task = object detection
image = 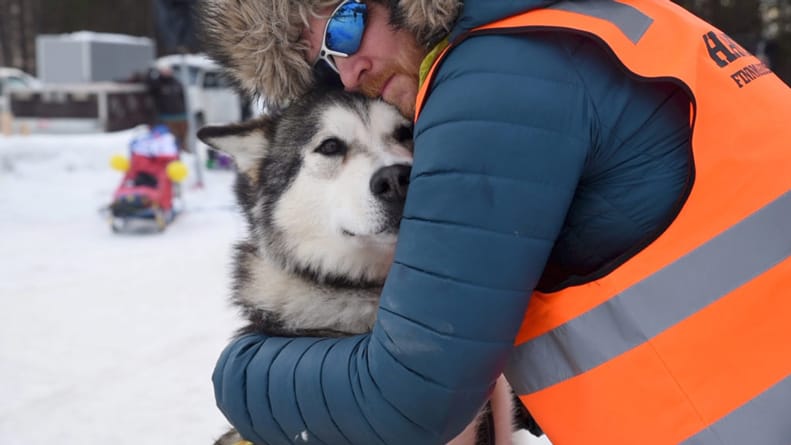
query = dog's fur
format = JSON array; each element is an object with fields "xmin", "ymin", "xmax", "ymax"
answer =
[
  {"xmin": 200, "ymin": 89, "xmax": 412, "ymax": 338},
  {"xmin": 199, "ymin": 89, "xmax": 518, "ymax": 445}
]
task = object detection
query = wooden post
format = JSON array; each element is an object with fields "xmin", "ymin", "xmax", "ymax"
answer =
[{"xmin": 0, "ymin": 111, "xmax": 13, "ymax": 136}]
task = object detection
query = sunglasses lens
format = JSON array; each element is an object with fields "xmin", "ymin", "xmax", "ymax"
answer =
[{"xmin": 325, "ymin": 2, "xmax": 366, "ymax": 55}]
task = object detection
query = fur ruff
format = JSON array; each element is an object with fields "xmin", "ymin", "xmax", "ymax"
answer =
[
  {"xmin": 198, "ymin": 0, "xmax": 462, "ymax": 106},
  {"xmin": 388, "ymin": 0, "xmax": 462, "ymax": 48}
]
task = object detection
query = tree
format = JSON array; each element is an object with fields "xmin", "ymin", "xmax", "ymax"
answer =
[
  {"xmin": 0, "ymin": 0, "xmax": 159, "ymax": 73},
  {"xmin": 760, "ymin": 0, "xmax": 791, "ymax": 83},
  {"xmin": 37, "ymin": 0, "xmax": 155, "ymax": 41},
  {"xmin": 153, "ymin": 0, "xmax": 200, "ymax": 53},
  {"xmin": 0, "ymin": 0, "xmax": 40, "ymax": 72}
]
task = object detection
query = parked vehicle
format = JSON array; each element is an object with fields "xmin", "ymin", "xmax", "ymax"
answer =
[
  {"xmin": 154, "ymin": 54, "xmax": 245, "ymax": 127},
  {"xmin": 0, "ymin": 67, "xmax": 41, "ymax": 115},
  {"xmin": 7, "ymin": 81, "xmax": 154, "ymax": 134}
]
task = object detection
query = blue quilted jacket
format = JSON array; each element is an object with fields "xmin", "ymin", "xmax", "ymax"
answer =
[{"xmin": 213, "ymin": 0, "xmax": 693, "ymax": 443}]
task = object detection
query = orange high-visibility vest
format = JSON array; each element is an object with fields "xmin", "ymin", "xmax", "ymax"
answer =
[{"xmin": 416, "ymin": 1, "xmax": 791, "ymax": 443}]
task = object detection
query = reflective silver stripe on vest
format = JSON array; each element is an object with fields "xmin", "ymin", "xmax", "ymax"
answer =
[
  {"xmin": 680, "ymin": 374, "xmax": 791, "ymax": 445},
  {"xmin": 550, "ymin": 0, "xmax": 654, "ymax": 44},
  {"xmin": 505, "ymin": 189, "xmax": 791, "ymax": 395}
]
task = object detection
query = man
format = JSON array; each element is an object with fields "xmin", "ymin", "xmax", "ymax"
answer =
[
  {"xmin": 145, "ymin": 66, "xmax": 189, "ymax": 151},
  {"xmin": 201, "ymin": 1, "xmax": 791, "ymax": 443}
]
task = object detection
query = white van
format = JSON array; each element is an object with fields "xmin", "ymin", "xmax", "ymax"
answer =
[
  {"xmin": 154, "ymin": 54, "xmax": 245, "ymax": 127},
  {"xmin": 0, "ymin": 67, "xmax": 42, "ymax": 115}
]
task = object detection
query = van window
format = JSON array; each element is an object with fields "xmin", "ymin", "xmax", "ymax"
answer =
[
  {"xmin": 170, "ymin": 66, "xmax": 200, "ymax": 86},
  {"xmin": 5, "ymin": 77, "xmax": 29, "ymax": 90},
  {"xmin": 203, "ymin": 71, "xmax": 232, "ymax": 89}
]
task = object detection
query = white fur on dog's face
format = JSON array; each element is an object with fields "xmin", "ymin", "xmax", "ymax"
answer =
[
  {"xmin": 273, "ymin": 100, "xmax": 413, "ymax": 282},
  {"xmin": 197, "ymin": 92, "xmax": 413, "ymax": 285}
]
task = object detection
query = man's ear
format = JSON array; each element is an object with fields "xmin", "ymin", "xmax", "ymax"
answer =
[{"xmin": 197, "ymin": 118, "xmax": 273, "ymax": 173}]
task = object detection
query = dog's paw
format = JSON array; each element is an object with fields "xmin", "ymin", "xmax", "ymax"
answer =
[{"xmin": 213, "ymin": 427, "xmax": 248, "ymax": 445}]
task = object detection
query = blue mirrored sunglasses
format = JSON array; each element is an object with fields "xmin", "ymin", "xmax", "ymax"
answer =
[{"xmin": 315, "ymin": 0, "xmax": 367, "ymax": 73}]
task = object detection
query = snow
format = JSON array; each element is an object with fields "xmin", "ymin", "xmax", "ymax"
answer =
[
  {"xmin": 155, "ymin": 53, "xmax": 221, "ymax": 71},
  {"xmin": 0, "ymin": 130, "xmax": 549, "ymax": 445},
  {"xmin": 43, "ymin": 31, "xmax": 154, "ymax": 45}
]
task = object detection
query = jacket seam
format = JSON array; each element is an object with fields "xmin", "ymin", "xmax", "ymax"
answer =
[{"xmin": 390, "ymin": 258, "xmax": 541, "ymax": 293}]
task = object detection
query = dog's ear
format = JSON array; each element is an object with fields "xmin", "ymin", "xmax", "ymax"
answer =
[{"xmin": 197, "ymin": 118, "xmax": 274, "ymax": 172}]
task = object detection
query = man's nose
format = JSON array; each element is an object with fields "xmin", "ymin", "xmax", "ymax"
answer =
[{"xmin": 336, "ymin": 55, "xmax": 370, "ymax": 91}]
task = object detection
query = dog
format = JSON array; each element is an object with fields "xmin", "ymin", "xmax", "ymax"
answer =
[{"xmin": 198, "ymin": 88, "xmax": 520, "ymax": 445}]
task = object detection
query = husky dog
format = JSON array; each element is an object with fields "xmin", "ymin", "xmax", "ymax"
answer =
[
  {"xmin": 199, "ymin": 89, "xmax": 412, "ymax": 337},
  {"xmin": 198, "ymin": 89, "xmax": 517, "ymax": 445}
]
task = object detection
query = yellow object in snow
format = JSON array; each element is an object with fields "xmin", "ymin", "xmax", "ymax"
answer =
[
  {"xmin": 109, "ymin": 154, "xmax": 130, "ymax": 172},
  {"xmin": 166, "ymin": 160, "xmax": 188, "ymax": 182}
]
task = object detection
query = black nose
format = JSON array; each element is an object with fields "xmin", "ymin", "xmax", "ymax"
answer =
[{"xmin": 370, "ymin": 164, "xmax": 411, "ymax": 202}]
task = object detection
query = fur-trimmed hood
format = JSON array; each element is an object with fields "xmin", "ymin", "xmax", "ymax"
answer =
[
  {"xmin": 198, "ymin": 0, "xmax": 551, "ymax": 106},
  {"xmin": 198, "ymin": 0, "xmax": 462, "ymax": 106},
  {"xmin": 387, "ymin": 0, "xmax": 463, "ymax": 47}
]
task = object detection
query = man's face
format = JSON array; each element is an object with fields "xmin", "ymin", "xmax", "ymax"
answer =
[{"xmin": 304, "ymin": 1, "xmax": 427, "ymax": 118}]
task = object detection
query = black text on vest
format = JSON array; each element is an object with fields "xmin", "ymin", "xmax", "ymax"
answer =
[{"xmin": 703, "ymin": 31, "xmax": 747, "ymax": 68}]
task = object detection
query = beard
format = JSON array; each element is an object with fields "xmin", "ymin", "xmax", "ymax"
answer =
[{"xmin": 359, "ymin": 37, "xmax": 425, "ymax": 119}]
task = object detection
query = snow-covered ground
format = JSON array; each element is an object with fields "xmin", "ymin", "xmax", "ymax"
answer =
[{"xmin": 0, "ymin": 129, "xmax": 549, "ymax": 445}]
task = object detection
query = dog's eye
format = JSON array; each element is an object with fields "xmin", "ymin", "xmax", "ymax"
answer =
[
  {"xmin": 394, "ymin": 124, "xmax": 413, "ymax": 144},
  {"xmin": 314, "ymin": 138, "xmax": 346, "ymax": 156}
]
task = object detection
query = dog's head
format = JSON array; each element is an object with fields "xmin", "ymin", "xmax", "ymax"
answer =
[{"xmin": 198, "ymin": 90, "xmax": 413, "ymax": 284}]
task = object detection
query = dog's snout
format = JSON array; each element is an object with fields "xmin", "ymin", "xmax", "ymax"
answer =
[{"xmin": 370, "ymin": 164, "xmax": 411, "ymax": 202}]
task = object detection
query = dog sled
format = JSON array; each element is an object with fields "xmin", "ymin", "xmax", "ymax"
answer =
[{"xmin": 108, "ymin": 125, "xmax": 188, "ymax": 233}]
